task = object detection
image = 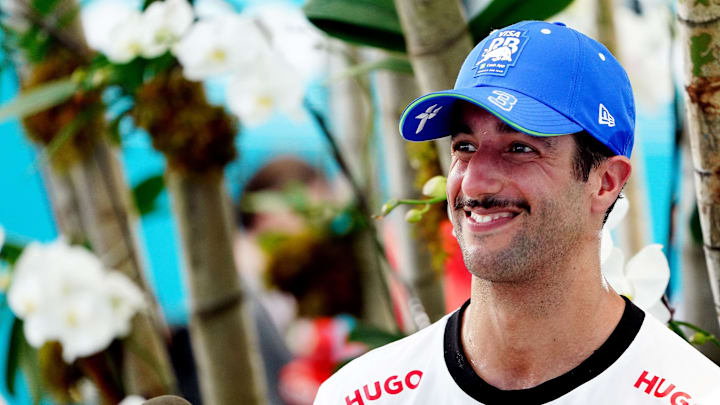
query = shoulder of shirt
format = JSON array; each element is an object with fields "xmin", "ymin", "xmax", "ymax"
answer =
[
  {"xmin": 638, "ymin": 309, "xmax": 720, "ymax": 373},
  {"xmin": 314, "ymin": 312, "xmax": 453, "ymax": 402}
]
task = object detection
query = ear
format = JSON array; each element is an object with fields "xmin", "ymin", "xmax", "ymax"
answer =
[{"xmin": 590, "ymin": 155, "xmax": 632, "ymax": 216}]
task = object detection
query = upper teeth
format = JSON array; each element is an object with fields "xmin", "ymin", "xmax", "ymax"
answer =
[{"xmin": 469, "ymin": 212, "xmax": 513, "ymax": 223}]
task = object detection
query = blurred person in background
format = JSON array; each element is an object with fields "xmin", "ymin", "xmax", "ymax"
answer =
[{"xmin": 235, "ymin": 157, "xmax": 367, "ymax": 405}]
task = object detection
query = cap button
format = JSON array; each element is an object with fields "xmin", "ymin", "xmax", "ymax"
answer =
[{"xmin": 552, "ymin": 22, "xmax": 567, "ymax": 26}]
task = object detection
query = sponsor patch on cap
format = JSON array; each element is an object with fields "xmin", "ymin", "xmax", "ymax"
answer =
[{"xmin": 473, "ymin": 29, "xmax": 529, "ymax": 77}]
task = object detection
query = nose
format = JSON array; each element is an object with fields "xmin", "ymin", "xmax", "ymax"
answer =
[{"xmin": 460, "ymin": 149, "xmax": 504, "ymax": 198}]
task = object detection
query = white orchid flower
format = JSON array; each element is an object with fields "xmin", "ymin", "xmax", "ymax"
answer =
[
  {"xmin": 602, "ymin": 244, "xmax": 671, "ymax": 322},
  {"xmin": 226, "ymin": 54, "xmax": 304, "ymax": 126},
  {"xmin": 244, "ymin": 3, "xmax": 328, "ymax": 80},
  {"xmin": 81, "ymin": 0, "xmax": 141, "ymax": 60},
  {"xmin": 600, "ymin": 197, "xmax": 671, "ymax": 322},
  {"xmin": 53, "ymin": 292, "xmax": 116, "ymax": 362},
  {"xmin": 103, "ymin": 10, "xmax": 146, "ymax": 64},
  {"xmin": 8, "ymin": 239, "xmax": 146, "ymax": 363},
  {"xmin": 140, "ymin": 0, "xmax": 194, "ymax": 58},
  {"xmin": 173, "ymin": 14, "xmax": 268, "ymax": 81},
  {"xmin": 104, "ymin": 271, "xmax": 146, "ymax": 337}
]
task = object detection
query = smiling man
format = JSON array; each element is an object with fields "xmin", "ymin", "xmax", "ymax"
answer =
[{"xmin": 313, "ymin": 21, "xmax": 720, "ymax": 404}]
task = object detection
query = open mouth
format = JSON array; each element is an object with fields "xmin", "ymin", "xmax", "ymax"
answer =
[{"xmin": 463, "ymin": 210, "xmax": 522, "ymax": 228}]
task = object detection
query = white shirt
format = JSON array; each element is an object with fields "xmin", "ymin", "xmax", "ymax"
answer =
[{"xmin": 314, "ymin": 298, "xmax": 720, "ymax": 404}]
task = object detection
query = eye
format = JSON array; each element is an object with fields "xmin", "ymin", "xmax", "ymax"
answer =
[
  {"xmin": 507, "ymin": 142, "xmax": 536, "ymax": 154},
  {"xmin": 452, "ymin": 141, "xmax": 477, "ymax": 154}
]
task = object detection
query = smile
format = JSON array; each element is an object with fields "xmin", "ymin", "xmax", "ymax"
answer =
[
  {"xmin": 462, "ymin": 209, "xmax": 522, "ymax": 231},
  {"xmin": 467, "ymin": 211, "xmax": 514, "ymax": 223}
]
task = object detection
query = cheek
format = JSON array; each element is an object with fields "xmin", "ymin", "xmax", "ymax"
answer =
[{"xmin": 446, "ymin": 160, "xmax": 466, "ymax": 202}]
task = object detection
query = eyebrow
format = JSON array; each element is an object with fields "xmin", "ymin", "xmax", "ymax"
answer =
[{"xmin": 450, "ymin": 118, "xmax": 559, "ymax": 150}]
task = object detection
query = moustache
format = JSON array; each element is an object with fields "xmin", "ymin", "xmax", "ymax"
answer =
[{"xmin": 453, "ymin": 195, "xmax": 531, "ymax": 214}]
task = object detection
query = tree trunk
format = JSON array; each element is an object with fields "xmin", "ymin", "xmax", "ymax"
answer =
[
  {"xmin": 166, "ymin": 169, "xmax": 267, "ymax": 405},
  {"xmin": 374, "ymin": 61, "xmax": 442, "ymax": 326},
  {"xmin": 679, "ymin": 137, "xmax": 720, "ymax": 362},
  {"xmin": 678, "ymin": 0, "xmax": 720, "ymax": 329},
  {"xmin": 596, "ymin": 0, "xmax": 648, "ymax": 256},
  {"xmin": 393, "ymin": 0, "xmax": 474, "ymax": 171}
]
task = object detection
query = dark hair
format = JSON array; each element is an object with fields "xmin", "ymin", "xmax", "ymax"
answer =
[{"xmin": 571, "ymin": 131, "xmax": 621, "ymax": 224}]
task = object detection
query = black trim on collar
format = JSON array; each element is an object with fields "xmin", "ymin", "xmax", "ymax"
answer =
[{"xmin": 443, "ymin": 296, "xmax": 644, "ymax": 404}]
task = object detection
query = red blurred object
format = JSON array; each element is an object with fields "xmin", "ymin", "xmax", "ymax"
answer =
[
  {"xmin": 279, "ymin": 317, "xmax": 366, "ymax": 405},
  {"xmin": 441, "ymin": 220, "xmax": 471, "ymax": 312}
]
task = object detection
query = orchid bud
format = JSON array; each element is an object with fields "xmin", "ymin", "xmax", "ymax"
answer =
[
  {"xmin": 405, "ymin": 208, "xmax": 423, "ymax": 223},
  {"xmin": 380, "ymin": 199, "xmax": 399, "ymax": 216},
  {"xmin": 690, "ymin": 332, "xmax": 708, "ymax": 345},
  {"xmin": 422, "ymin": 176, "xmax": 447, "ymax": 199}
]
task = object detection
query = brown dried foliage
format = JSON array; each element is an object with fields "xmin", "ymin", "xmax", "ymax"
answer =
[
  {"xmin": 22, "ymin": 50, "xmax": 103, "ymax": 169},
  {"xmin": 686, "ymin": 76, "xmax": 720, "ymax": 115},
  {"xmin": 133, "ymin": 68, "xmax": 237, "ymax": 173}
]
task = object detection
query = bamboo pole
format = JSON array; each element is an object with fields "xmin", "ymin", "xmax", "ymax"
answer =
[
  {"xmin": 393, "ymin": 0, "xmax": 474, "ymax": 171},
  {"xmin": 677, "ymin": 0, "xmax": 720, "ymax": 329},
  {"xmin": 166, "ymin": 170, "xmax": 267, "ymax": 405},
  {"xmin": 374, "ymin": 62, "xmax": 442, "ymax": 325},
  {"xmin": 68, "ymin": 137, "xmax": 177, "ymax": 396},
  {"xmin": 328, "ymin": 41, "xmax": 397, "ymax": 330},
  {"xmin": 132, "ymin": 68, "xmax": 268, "ymax": 405}
]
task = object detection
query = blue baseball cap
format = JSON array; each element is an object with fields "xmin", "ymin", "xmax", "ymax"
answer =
[{"xmin": 399, "ymin": 21, "xmax": 635, "ymax": 157}]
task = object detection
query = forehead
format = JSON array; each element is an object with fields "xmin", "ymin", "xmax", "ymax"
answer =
[{"xmin": 450, "ymin": 102, "xmax": 564, "ymax": 150}]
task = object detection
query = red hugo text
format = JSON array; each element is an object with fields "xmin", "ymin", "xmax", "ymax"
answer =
[
  {"xmin": 345, "ymin": 370, "xmax": 423, "ymax": 404},
  {"xmin": 634, "ymin": 370, "xmax": 694, "ymax": 405}
]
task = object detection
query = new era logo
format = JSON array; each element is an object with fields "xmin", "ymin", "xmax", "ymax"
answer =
[{"xmin": 598, "ymin": 104, "xmax": 615, "ymax": 127}]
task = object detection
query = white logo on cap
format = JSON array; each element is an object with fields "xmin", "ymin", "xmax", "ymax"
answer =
[
  {"xmin": 598, "ymin": 104, "xmax": 615, "ymax": 127},
  {"xmin": 488, "ymin": 90, "xmax": 517, "ymax": 112},
  {"xmin": 415, "ymin": 104, "xmax": 442, "ymax": 134}
]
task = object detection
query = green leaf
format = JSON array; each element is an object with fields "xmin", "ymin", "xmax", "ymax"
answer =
[
  {"xmin": 304, "ymin": 0, "xmax": 574, "ymax": 52},
  {"xmin": 330, "ymin": 56, "xmax": 413, "ymax": 82},
  {"xmin": 20, "ymin": 338, "xmax": 43, "ymax": 405},
  {"xmin": 0, "ymin": 241, "xmax": 24, "ymax": 266},
  {"xmin": 468, "ymin": 0, "xmax": 575, "ymax": 42},
  {"xmin": 31, "ymin": 0, "xmax": 61, "ymax": 15},
  {"xmin": 133, "ymin": 174, "xmax": 166, "ymax": 216},
  {"xmin": 0, "ymin": 78, "xmax": 77, "ymax": 123},
  {"xmin": 348, "ymin": 323, "xmax": 405, "ymax": 349},
  {"xmin": 690, "ymin": 33, "xmax": 714, "ymax": 77},
  {"xmin": 5, "ymin": 318, "xmax": 23, "ymax": 396},
  {"xmin": 303, "ymin": 0, "xmax": 406, "ymax": 52},
  {"xmin": 667, "ymin": 320, "xmax": 690, "ymax": 342}
]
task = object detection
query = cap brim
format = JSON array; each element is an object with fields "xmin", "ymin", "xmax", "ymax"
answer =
[{"xmin": 399, "ymin": 87, "xmax": 583, "ymax": 141}]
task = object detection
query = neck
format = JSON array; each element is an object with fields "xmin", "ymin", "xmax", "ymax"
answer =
[{"xmin": 461, "ymin": 243, "xmax": 624, "ymax": 390}]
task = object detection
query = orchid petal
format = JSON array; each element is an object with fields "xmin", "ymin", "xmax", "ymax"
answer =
[
  {"xmin": 602, "ymin": 247, "xmax": 631, "ymax": 296},
  {"xmin": 624, "ymin": 244, "xmax": 670, "ymax": 310}
]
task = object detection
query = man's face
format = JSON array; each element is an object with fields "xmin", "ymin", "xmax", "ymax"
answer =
[{"xmin": 447, "ymin": 103, "xmax": 592, "ymax": 282}]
